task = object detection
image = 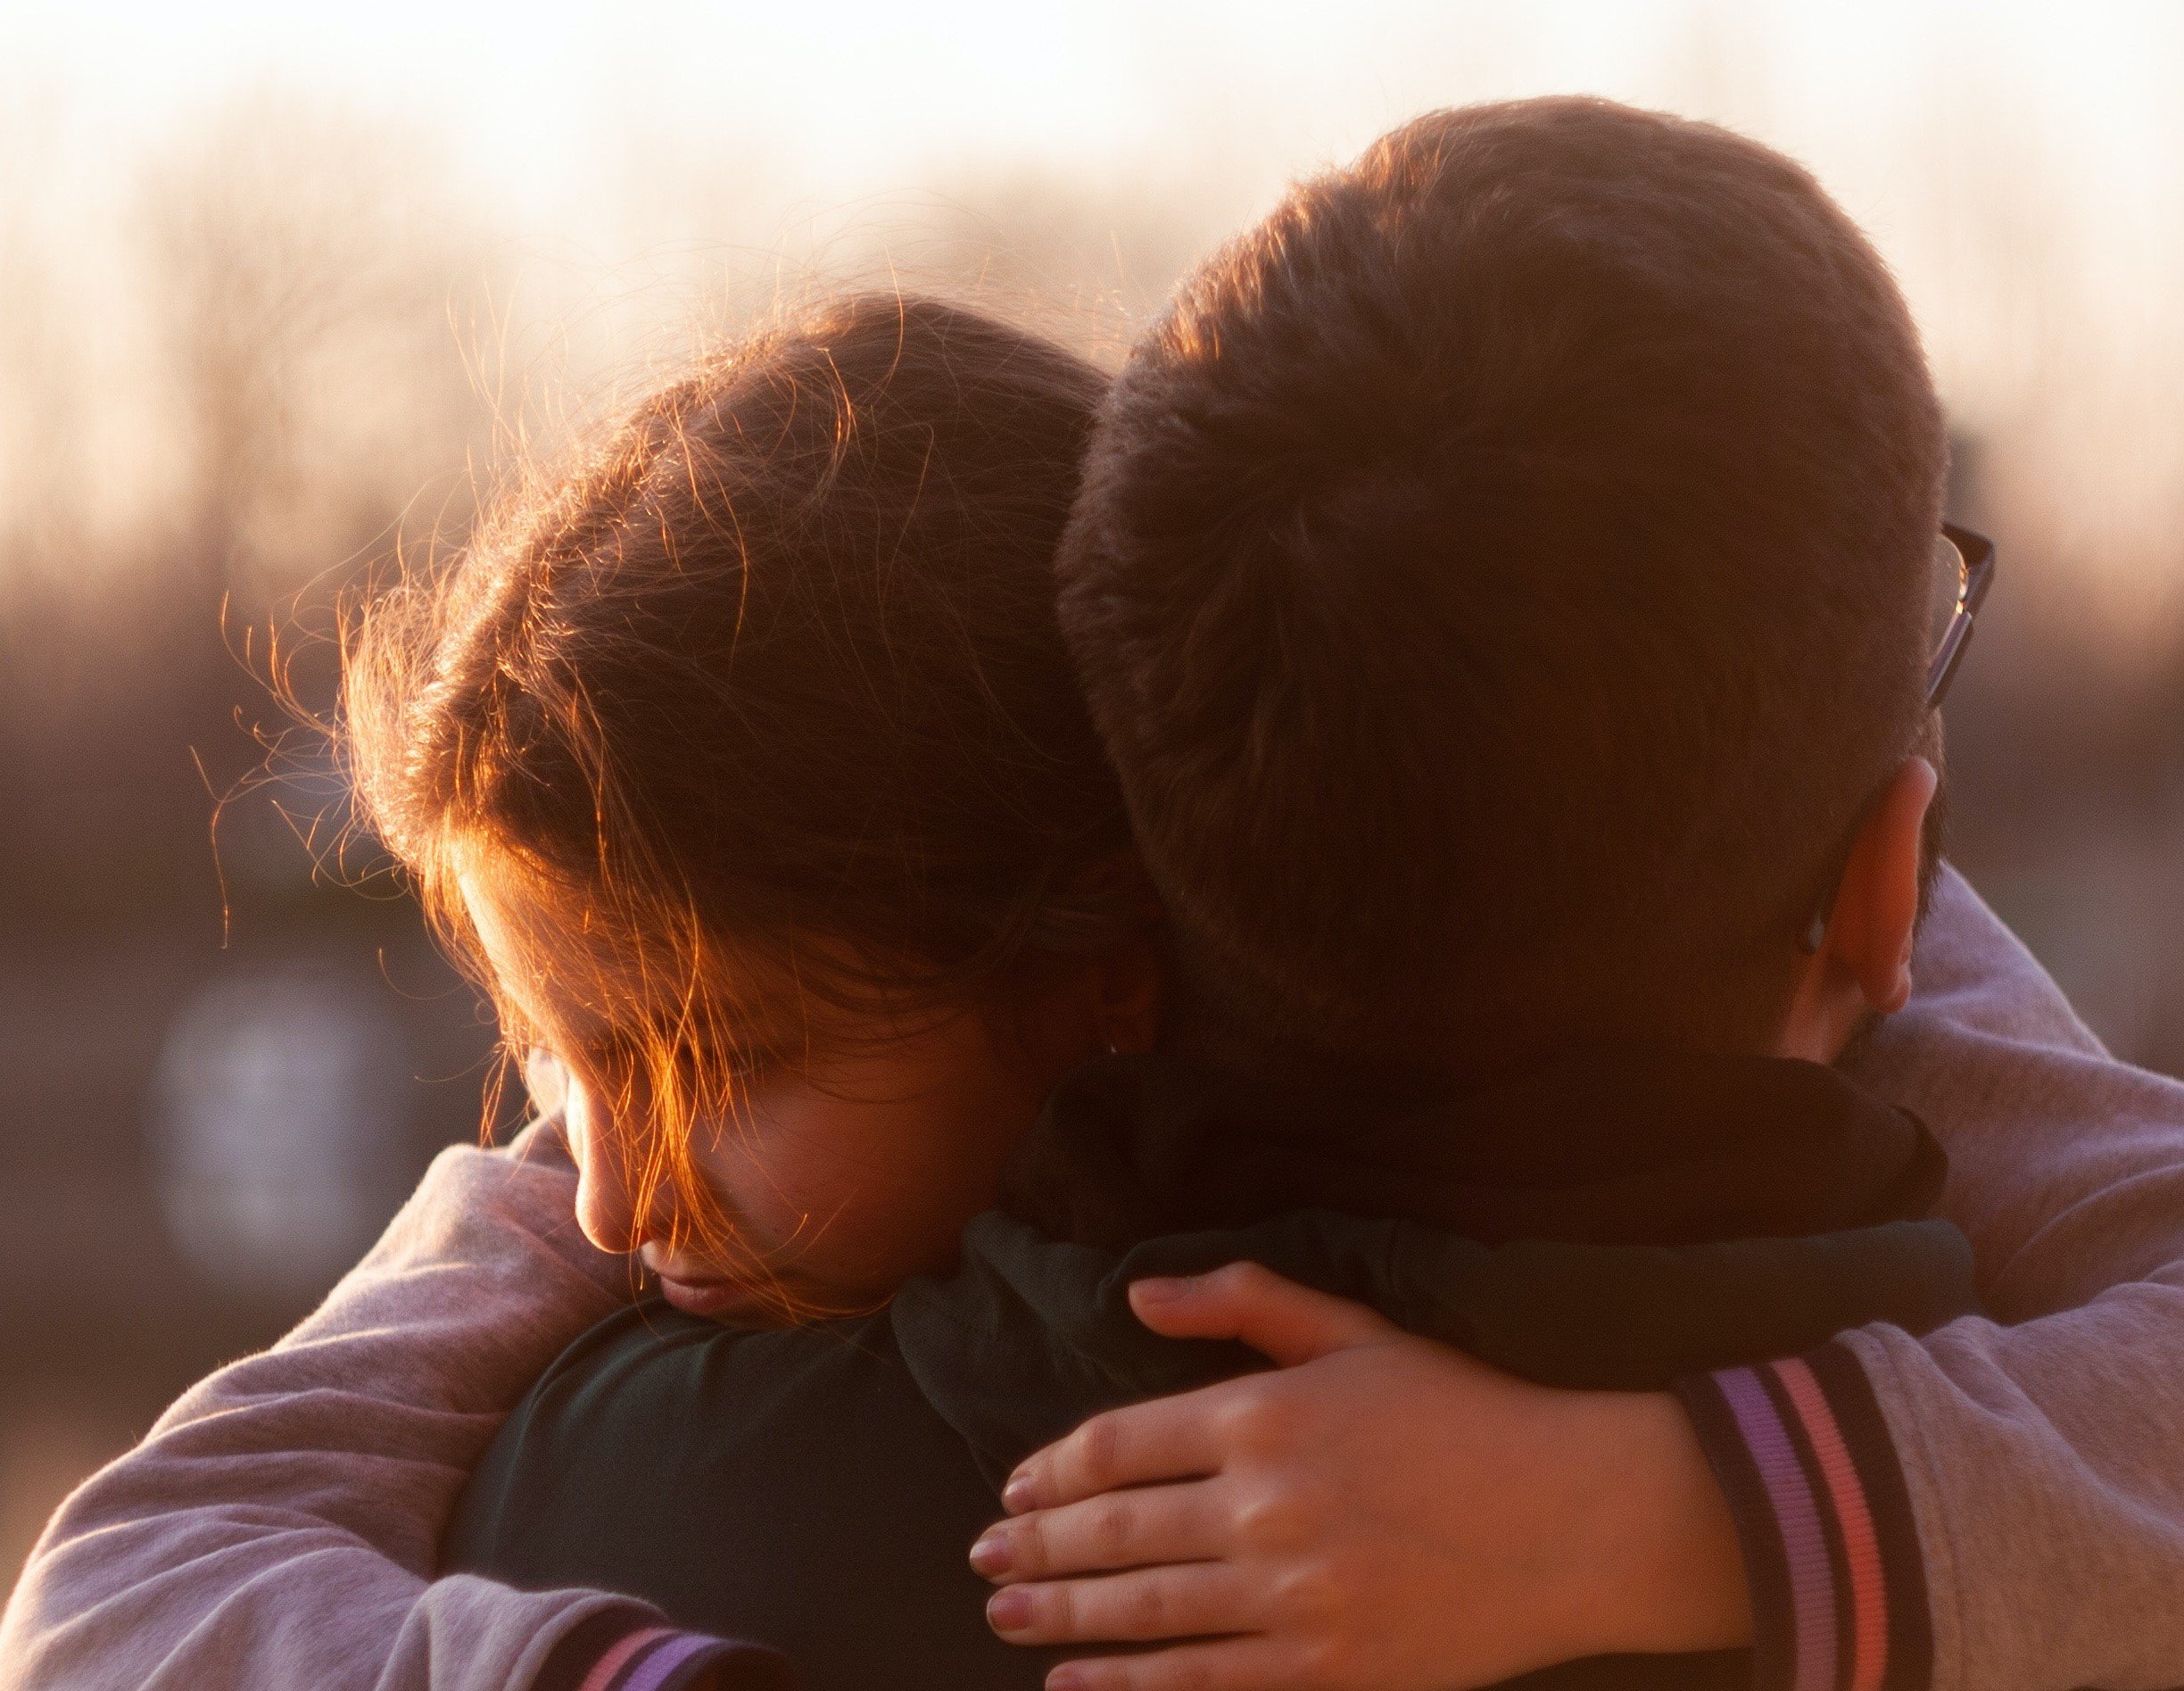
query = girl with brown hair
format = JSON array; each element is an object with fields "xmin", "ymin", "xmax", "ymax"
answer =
[{"xmin": 347, "ymin": 289, "xmax": 1163, "ymax": 1328}]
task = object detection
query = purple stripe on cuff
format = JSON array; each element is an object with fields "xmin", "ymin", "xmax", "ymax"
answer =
[
  {"xmin": 1717, "ymin": 1364, "xmax": 1840, "ymax": 1691},
  {"xmin": 529, "ymin": 1614, "xmax": 799, "ymax": 1691},
  {"xmin": 1676, "ymin": 1370, "xmax": 1793, "ymax": 1691},
  {"xmin": 616, "ymin": 1633, "xmax": 722, "ymax": 1691}
]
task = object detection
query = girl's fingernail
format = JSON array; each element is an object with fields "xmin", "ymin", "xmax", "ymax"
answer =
[
  {"xmin": 1001, "ymin": 1472, "xmax": 1037, "ymax": 1513},
  {"xmin": 1048, "ymin": 1669, "xmax": 1086, "ymax": 1691},
  {"xmin": 988, "ymin": 1587, "xmax": 1032, "ymax": 1634},
  {"xmin": 1131, "ymin": 1275, "xmax": 1186, "ymax": 1302},
  {"xmin": 969, "ymin": 1528, "xmax": 1013, "ymax": 1576}
]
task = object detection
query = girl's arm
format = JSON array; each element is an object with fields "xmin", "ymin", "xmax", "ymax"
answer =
[
  {"xmin": 0, "ymin": 1119, "xmax": 793, "ymax": 1691},
  {"xmin": 979, "ymin": 866, "xmax": 2184, "ymax": 1691},
  {"xmin": 1811, "ymin": 865, "xmax": 2184, "ymax": 1691}
]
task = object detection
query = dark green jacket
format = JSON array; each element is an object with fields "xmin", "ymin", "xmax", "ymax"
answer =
[{"xmin": 444, "ymin": 1053, "xmax": 1978, "ymax": 1691}]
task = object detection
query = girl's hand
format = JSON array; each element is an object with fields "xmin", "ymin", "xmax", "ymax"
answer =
[{"xmin": 970, "ymin": 1264, "xmax": 1752, "ymax": 1691}]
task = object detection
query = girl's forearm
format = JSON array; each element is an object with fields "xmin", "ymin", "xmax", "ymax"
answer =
[
  {"xmin": 0, "ymin": 1122, "xmax": 775, "ymax": 1691},
  {"xmin": 1586, "ymin": 1389, "xmax": 1753, "ymax": 1657}
]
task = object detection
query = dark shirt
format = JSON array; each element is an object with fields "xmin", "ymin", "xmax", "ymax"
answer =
[
  {"xmin": 444, "ymin": 1051, "xmax": 1978, "ymax": 1691},
  {"xmin": 447, "ymin": 1299, "xmax": 1032, "ymax": 1689}
]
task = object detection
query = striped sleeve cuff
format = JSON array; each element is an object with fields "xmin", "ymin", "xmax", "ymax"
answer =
[
  {"xmin": 1675, "ymin": 1342, "xmax": 1932, "ymax": 1691},
  {"xmin": 533, "ymin": 1606, "xmax": 800, "ymax": 1691}
]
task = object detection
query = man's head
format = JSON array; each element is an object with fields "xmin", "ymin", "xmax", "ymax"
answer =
[{"xmin": 1056, "ymin": 96, "xmax": 1949, "ymax": 1085}]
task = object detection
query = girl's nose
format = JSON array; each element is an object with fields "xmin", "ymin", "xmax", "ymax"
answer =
[
  {"xmin": 574, "ymin": 1153, "xmax": 645, "ymax": 1255},
  {"xmin": 566, "ymin": 1082, "xmax": 664, "ymax": 1256}
]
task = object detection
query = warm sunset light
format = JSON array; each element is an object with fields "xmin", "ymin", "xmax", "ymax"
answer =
[{"xmin": 6, "ymin": 10, "xmax": 2184, "ymax": 1687}]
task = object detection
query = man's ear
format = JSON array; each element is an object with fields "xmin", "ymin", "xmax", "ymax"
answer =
[{"xmin": 1824, "ymin": 756, "xmax": 1940, "ymax": 1015}]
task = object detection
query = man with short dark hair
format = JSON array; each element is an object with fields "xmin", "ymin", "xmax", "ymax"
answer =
[
  {"xmin": 1059, "ymin": 95, "xmax": 1945, "ymax": 1083},
  {"xmin": 980, "ymin": 97, "xmax": 2184, "ymax": 1691}
]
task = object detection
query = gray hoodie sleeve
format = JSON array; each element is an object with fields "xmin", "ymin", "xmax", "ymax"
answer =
[
  {"xmin": 1833, "ymin": 866, "xmax": 2184, "ymax": 1691},
  {"xmin": 0, "ymin": 1120, "xmax": 789, "ymax": 1691}
]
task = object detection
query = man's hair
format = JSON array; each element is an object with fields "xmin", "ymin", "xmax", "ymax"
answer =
[{"xmin": 1055, "ymin": 96, "xmax": 1948, "ymax": 1082}]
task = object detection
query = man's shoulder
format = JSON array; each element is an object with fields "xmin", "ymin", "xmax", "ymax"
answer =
[
  {"xmin": 442, "ymin": 1296, "xmax": 983, "ymax": 1597},
  {"xmin": 1889, "ymin": 865, "xmax": 2106, "ymax": 1056},
  {"xmin": 442, "ymin": 1290, "xmax": 1015, "ymax": 1677},
  {"xmin": 1850, "ymin": 864, "xmax": 2184, "ymax": 1140}
]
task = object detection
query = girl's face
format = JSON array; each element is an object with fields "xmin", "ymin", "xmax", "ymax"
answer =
[{"xmin": 459, "ymin": 864, "xmax": 1146, "ymax": 1322}]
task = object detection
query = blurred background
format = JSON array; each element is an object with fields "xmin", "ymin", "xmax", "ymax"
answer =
[{"xmin": 7, "ymin": 0, "xmax": 2184, "ymax": 1592}]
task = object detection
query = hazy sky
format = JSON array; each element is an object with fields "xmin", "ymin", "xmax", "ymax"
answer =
[
  {"xmin": 9, "ymin": 0, "xmax": 2180, "ymax": 221},
  {"xmin": 10, "ymin": 0, "xmax": 2184, "ymax": 607}
]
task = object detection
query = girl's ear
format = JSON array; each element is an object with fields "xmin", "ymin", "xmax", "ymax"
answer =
[
  {"xmin": 1826, "ymin": 755, "xmax": 1940, "ymax": 1015},
  {"xmin": 1097, "ymin": 936, "xmax": 1164, "ymax": 1054}
]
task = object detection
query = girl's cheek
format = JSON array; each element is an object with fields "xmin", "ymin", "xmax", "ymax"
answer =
[
  {"xmin": 677, "ymin": 1093, "xmax": 811, "ymax": 1246},
  {"xmin": 674, "ymin": 1024, "xmax": 1045, "ymax": 1292},
  {"xmin": 685, "ymin": 1087, "xmax": 947, "ymax": 1274}
]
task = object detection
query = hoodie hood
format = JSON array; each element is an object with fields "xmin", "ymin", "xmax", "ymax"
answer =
[
  {"xmin": 892, "ymin": 1206, "xmax": 1973, "ymax": 1486},
  {"xmin": 899, "ymin": 1048, "xmax": 1973, "ymax": 1482},
  {"xmin": 1000, "ymin": 1049, "xmax": 1950, "ymax": 1251}
]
